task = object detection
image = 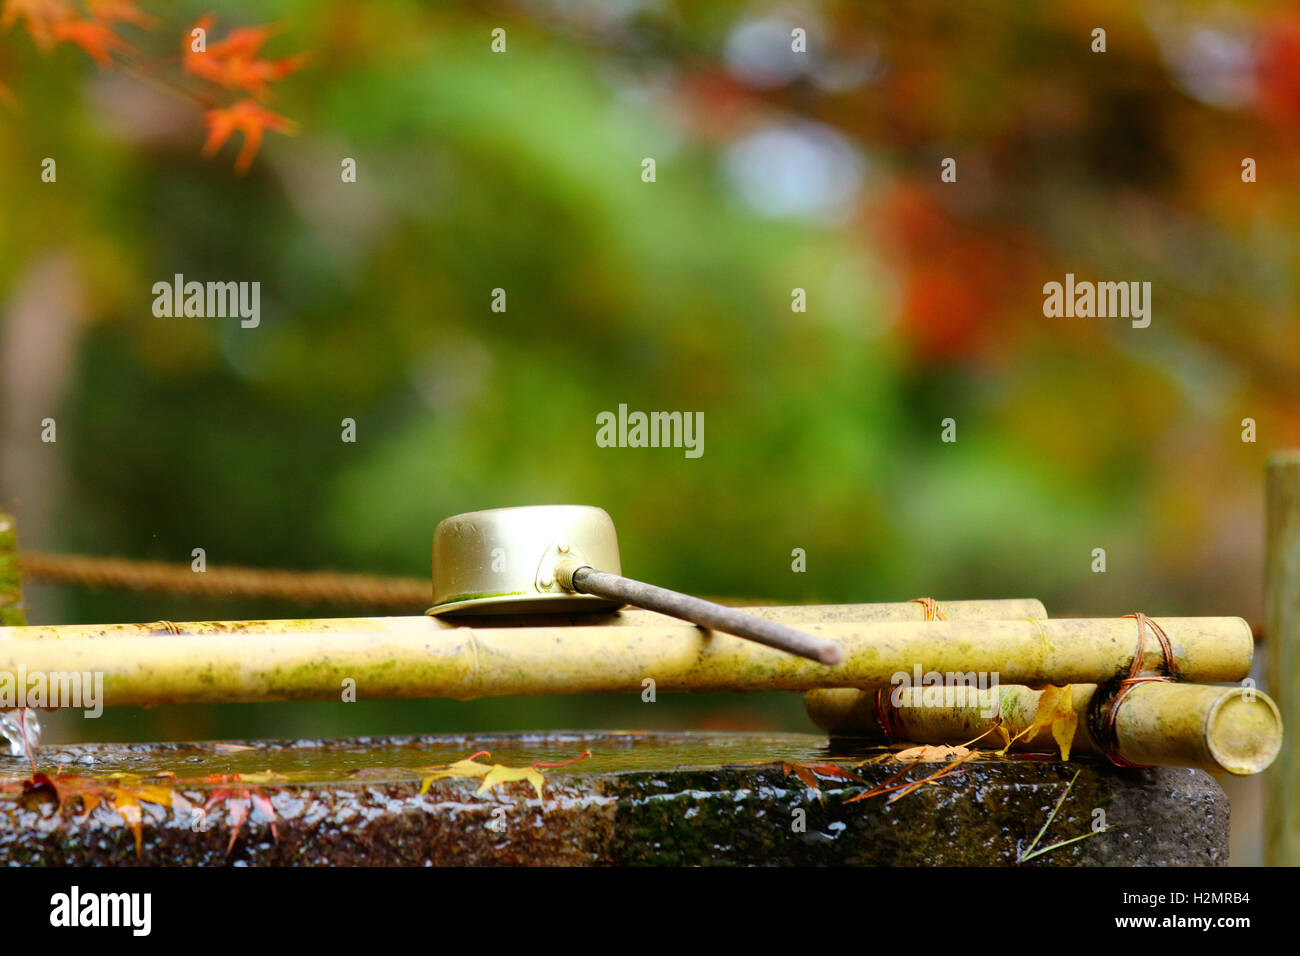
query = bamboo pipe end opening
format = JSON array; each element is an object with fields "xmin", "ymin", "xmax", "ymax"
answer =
[{"xmin": 1205, "ymin": 688, "xmax": 1284, "ymax": 775}]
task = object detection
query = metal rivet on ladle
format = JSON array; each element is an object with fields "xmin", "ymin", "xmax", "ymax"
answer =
[{"xmin": 428, "ymin": 505, "xmax": 843, "ymax": 666}]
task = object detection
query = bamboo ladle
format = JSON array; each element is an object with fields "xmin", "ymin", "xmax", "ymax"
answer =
[{"xmin": 427, "ymin": 505, "xmax": 844, "ymax": 665}]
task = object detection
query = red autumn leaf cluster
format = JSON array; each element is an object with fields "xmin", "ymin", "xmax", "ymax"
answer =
[
  {"xmin": 1, "ymin": 3, "xmax": 304, "ymax": 172},
  {"xmin": 1, "ymin": 0, "xmax": 147, "ymax": 66},
  {"xmin": 183, "ymin": 14, "xmax": 304, "ymax": 173},
  {"xmin": 192, "ymin": 773, "xmax": 281, "ymax": 854},
  {"xmin": 21, "ymin": 770, "xmax": 175, "ymax": 856}
]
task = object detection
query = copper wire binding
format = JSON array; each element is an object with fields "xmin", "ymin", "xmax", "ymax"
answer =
[
  {"xmin": 873, "ymin": 598, "xmax": 949, "ymax": 742},
  {"xmin": 1089, "ymin": 612, "xmax": 1177, "ymax": 768}
]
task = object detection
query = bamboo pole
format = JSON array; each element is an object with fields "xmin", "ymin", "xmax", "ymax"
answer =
[
  {"xmin": 805, "ymin": 682, "xmax": 1282, "ymax": 775},
  {"xmin": 0, "ymin": 597, "xmax": 1049, "ymax": 638},
  {"xmin": 0, "ymin": 614, "xmax": 1251, "ymax": 707},
  {"xmin": 1266, "ymin": 453, "xmax": 1300, "ymax": 863}
]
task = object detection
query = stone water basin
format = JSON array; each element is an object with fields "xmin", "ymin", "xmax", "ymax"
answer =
[{"xmin": 0, "ymin": 731, "xmax": 1228, "ymax": 866}]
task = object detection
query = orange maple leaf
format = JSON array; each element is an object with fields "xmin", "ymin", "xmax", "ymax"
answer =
[
  {"xmin": 202, "ymin": 98, "xmax": 297, "ymax": 174},
  {"xmin": 87, "ymin": 0, "xmax": 156, "ymax": 30},
  {"xmin": 1, "ymin": 0, "xmax": 75, "ymax": 49},
  {"xmin": 184, "ymin": 13, "xmax": 306, "ymax": 98},
  {"xmin": 208, "ymin": 21, "xmax": 277, "ymax": 59},
  {"xmin": 24, "ymin": 771, "xmax": 174, "ymax": 856},
  {"xmin": 49, "ymin": 16, "xmax": 129, "ymax": 66},
  {"xmin": 198, "ymin": 51, "xmax": 306, "ymax": 98}
]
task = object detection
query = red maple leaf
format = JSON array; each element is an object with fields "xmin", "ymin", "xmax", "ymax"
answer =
[
  {"xmin": 193, "ymin": 774, "xmax": 280, "ymax": 854},
  {"xmin": 781, "ymin": 761, "xmax": 865, "ymax": 791}
]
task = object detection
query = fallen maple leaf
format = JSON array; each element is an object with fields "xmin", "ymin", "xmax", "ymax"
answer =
[
  {"xmin": 845, "ymin": 747, "xmax": 978, "ymax": 804},
  {"xmin": 781, "ymin": 761, "xmax": 865, "ymax": 792},
  {"xmin": 191, "ymin": 772, "xmax": 285, "ymax": 854},
  {"xmin": 419, "ymin": 750, "xmax": 591, "ymax": 802},
  {"xmin": 990, "ymin": 716, "xmax": 1012, "ymax": 750},
  {"xmin": 201, "ymin": 98, "xmax": 296, "ymax": 174},
  {"xmin": 893, "ymin": 744, "xmax": 971, "ymax": 763},
  {"xmin": 1013, "ymin": 685, "xmax": 1078, "ymax": 760},
  {"xmin": 23, "ymin": 771, "xmax": 174, "ymax": 856}
]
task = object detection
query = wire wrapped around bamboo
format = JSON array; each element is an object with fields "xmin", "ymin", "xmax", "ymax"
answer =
[
  {"xmin": 0, "ymin": 613, "xmax": 1251, "ymax": 708},
  {"xmin": 804, "ymin": 682, "xmax": 1282, "ymax": 775}
]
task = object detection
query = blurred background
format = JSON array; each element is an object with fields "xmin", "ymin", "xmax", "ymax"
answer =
[{"xmin": 1, "ymin": 0, "xmax": 1297, "ymax": 863}]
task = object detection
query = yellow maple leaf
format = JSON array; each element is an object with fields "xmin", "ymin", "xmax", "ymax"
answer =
[
  {"xmin": 988, "ymin": 715, "xmax": 1013, "ymax": 751},
  {"xmin": 893, "ymin": 744, "xmax": 971, "ymax": 763},
  {"xmin": 236, "ymin": 770, "xmax": 287, "ymax": 785},
  {"xmin": 418, "ymin": 755, "xmax": 492, "ymax": 794},
  {"xmin": 418, "ymin": 750, "xmax": 589, "ymax": 802},
  {"xmin": 114, "ymin": 795, "xmax": 145, "ymax": 853},
  {"xmin": 478, "ymin": 764, "xmax": 546, "ymax": 801},
  {"xmin": 1016, "ymin": 685, "xmax": 1078, "ymax": 760}
]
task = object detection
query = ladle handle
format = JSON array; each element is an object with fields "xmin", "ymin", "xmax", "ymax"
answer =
[{"xmin": 559, "ymin": 564, "xmax": 843, "ymax": 666}]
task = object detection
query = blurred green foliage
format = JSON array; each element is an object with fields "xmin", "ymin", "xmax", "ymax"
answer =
[{"xmin": 1, "ymin": 0, "xmax": 1297, "ymax": 743}]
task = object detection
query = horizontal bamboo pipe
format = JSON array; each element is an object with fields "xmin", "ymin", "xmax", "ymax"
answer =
[
  {"xmin": 805, "ymin": 682, "xmax": 1282, "ymax": 775},
  {"xmin": 0, "ymin": 613, "xmax": 1249, "ymax": 707},
  {"xmin": 1, "ymin": 598, "xmax": 1049, "ymax": 640}
]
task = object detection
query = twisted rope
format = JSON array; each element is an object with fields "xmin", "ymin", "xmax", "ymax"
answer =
[
  {"xmin": 18, "ymin": 552, "xmax": 430, "ymax": 611},
  {"xmin": 873, "ymin": 597, "xmax": 950, "ymax": 741},
  {"xmin": 1088, "ymin": 612, "xmax": 1178, "ymax": 769}
]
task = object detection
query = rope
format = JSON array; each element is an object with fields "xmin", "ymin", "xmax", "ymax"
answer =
[
  {"xmin": 909, "ymin": 596, "xmax": 947, "ymax": 622},
  {"xmin": 18, "ymin": 552, "xmax": 431, "ymax": 611},
  {"xmin": 873, "ymin": 597, "xmax": 950, "ymax": 741},
  {"xmin": 1088, "ymin": 612, "xmax": 1177, "ymax": 769}
]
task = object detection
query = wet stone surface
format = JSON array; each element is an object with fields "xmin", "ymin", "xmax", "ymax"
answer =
[{"xmin": 0, "ymin": 731, "xmax": 1228, "ymax": 866}]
